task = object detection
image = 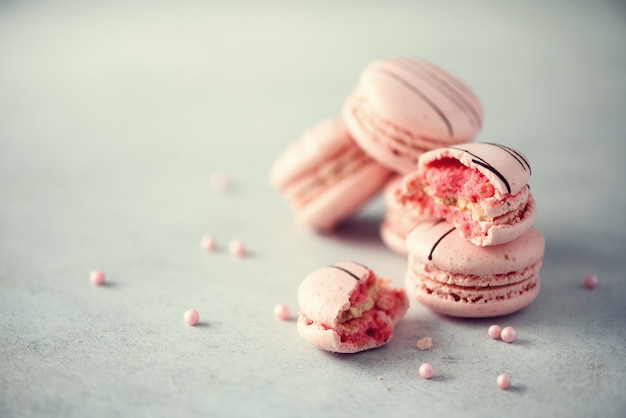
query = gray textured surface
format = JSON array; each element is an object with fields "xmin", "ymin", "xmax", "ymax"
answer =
[{"xmin": 1, "ymin": 1, "xmax": 625, "ymax": 417}]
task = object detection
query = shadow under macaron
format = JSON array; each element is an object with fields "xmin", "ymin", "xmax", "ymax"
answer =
[{"xmin": 328, "ymin": 213, "xmax": 387, "ymax": 249}]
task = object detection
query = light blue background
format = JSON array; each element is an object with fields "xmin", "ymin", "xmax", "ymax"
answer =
[{"xmin": 1, "ymin": 1, "xmax": 625, "ymax": 417}]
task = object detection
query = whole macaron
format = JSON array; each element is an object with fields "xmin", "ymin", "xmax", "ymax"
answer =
[
  {"xmin": 343, "ymin": 57, "xmax": 483, "ymax": 174},
  {"xmin": 270, "ymin": 118, "xmax": 392, "ymax": 231},
  {"xmin": 405, "ymin": 219, "xmax": 545, "ymax": 318}
]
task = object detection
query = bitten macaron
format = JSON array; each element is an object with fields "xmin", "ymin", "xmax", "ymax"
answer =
[
  {"xmin": 402, "ymin": 142, "xmax": 536, "ymax": 246},
  {"xmin": 343, "ymin": 57, "xmax": 483, "ymax": 174},
  {"xmin": 297, "ymin": 262, "xmax": 409, "ymax": 353},
  {"xmin": 405, "ymin": 219, "xmax": 545, "ymax": 318},
  {"xmin": 270, "ymin": 118, "xmax": 393, "ymax": 231}
]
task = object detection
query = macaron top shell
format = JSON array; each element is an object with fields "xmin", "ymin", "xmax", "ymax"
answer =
[
  {"xmin": 269, "ymin": 118, "xmax": 352, "ymax": 189},
  {"xmin": 417, "ymin": 142, "xmax": 532, "ymax": 197},
  {"xmin": 297, "ymin": 261, "xmax": 371, "ymax": 328},
  {"xmin": 406, "ymin": 219, "xmax": 545, "ymax": 276},
  {"xmin": 357, "ymin": 57, "xmax": 483, "ymax": 142}
]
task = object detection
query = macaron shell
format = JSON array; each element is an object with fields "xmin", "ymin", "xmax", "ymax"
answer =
[
  {"xmin": 417, "ymin": 142, "xmax": 532, "ymax": 196},
  {"xmin": 359, "ymin": 58, "xmax": 483, "ymax": 142},
  {"xmin": 270, "ymin": 118, "xmax": 352, "ymax": 189},
  {"xmin": 343, "ymin": 94, "xmax": 421, "ymax": 174},
  {"xmin": 406, "ymin": 219, "xmax": 545, "ymax": 276},
  {"xmin": 297, "ymin": 262, "xmax": 370, "ymax": 328},
  {"xmin": 295, "ymin": 161, "xmax": 392, "ymax": 231},
  {"xmin": 380, "ymin": 223, "xmax": 410, "ymax": 256},
  {"xmin": 406, "ymin": 268, "xmax": 541, "ymax": 318},
  {"xmin": 297, "ymin": 312, "xmax": 394, "ymax": 353},
  {"xmin": 474, "ymin": 193, "xmax": 537, "ymax": 246}
]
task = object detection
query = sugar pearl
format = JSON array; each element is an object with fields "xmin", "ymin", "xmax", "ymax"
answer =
[
  {"xmin": 211, "ymin": 171, "xmax": 231, "ymax": 192},
  {"xmin": 497, "ymin": 373, "xmax": 512, "ymax": 390},
  {"xmin": 228, "ymin": 240, "xmax": 246, "ymax": 256},
  {"xmin": 419, "ymin": 362, "xmax": 434, "ymax": 379},
  {"xmin": 488, "ymin": 324, "xmax": 502, "ymax": 340},
  {"xmin": 584, "ymin": 274, "xmax": 599, "ymax": 290},
  {"xmin": 90, "ymin": 270, "xmax": 106, "ymax": 286},
  {"xmin": 273, "ymin": 304, "xmax": 290, "ymax": 320},
  {"xmin": 501, "ymin": 326, "xmax": 517, "ymax": 343},
  {"xmin": 200, "ymin": 235, "xmax": 217, "ymax": 251},
  {"xmin": 184, "ymin": 309, "xmax": 200, "ymax": 326}
]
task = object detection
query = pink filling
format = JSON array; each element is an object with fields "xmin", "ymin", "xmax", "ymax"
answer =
[
  {"xmin": 348, "ymin": 271, "xmax": 374, "ymax": 306},
  {"xmin": 424, "ymin": 158, "xmax": 494, "ymax": 201},
  {"xmin": 339, "ymin": 310, "xmax": 393, "ymax": 345},
  {"xmin": 422, "ymin": 159, "xmax": 495, "ymax": 238},
  {"xmin": 339, "ymin": 277, "xmax": 406, "ymax": 347}
]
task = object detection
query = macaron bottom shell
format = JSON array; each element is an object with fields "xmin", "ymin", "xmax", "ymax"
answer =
[
  {"xmin": 293, "ymin": 162, "xmax": 392, "ymax": 231},
  {"xmin": 297, "ymin": 309, "xmax": 396, "ymax": 354},
  {"xmin": 405, "ymin": 265, "xmax": 541, "ymax": 318}
]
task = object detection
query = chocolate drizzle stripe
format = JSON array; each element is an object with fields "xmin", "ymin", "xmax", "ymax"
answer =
[
  {"xmin": 328, "ymin": 265, "xmax": 360, "ymax": 280},
  {"xmin": 393, "ymin": 58, "xmax": 482, "ymax": 129},
  {"xmin": 372, "ymin": 66, "xmax": 454, "ymax": 137},
  {"xmin": 446, "ymin": 146, "xmax": 512, "ymax": 194},
  {"xmin": 428, "ymin": 227, "xmax": 456, "ymax": 261},
  {"xmin": 471, "ymin": 159, "xmax": 511, "ymax": 194},
  {"xmin": 485, "ymin": 143, "xmax": 531, "ymax": 174}
]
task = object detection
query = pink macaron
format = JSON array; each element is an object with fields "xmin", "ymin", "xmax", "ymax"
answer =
[
  {"xmin": 380, "ymin": 176, "xmax": 435, "ymax": 255},
  {"xmin": 297, "ymin": 261, "xmax": 409, "ymax": 353},
  {"xmin": 402, "ymin": 142, "xmax": 536, "ymax": 247},
  {"xmin": 270, "ymin": 118, "xmax": 393, "ymax": 231},
  {"xmin": 405, "ymin": 219, "xmax": 545, "ymax": 318},
  {"xmin": 343, "ymin": 57, "xmax": 483, "ymax": 174}
]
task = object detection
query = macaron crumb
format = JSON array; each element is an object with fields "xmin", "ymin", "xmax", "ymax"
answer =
[
  {"xmin": 500, "ymin": 326, "xmax": 517, "ymax": 343},
  {"xmin": 584, "ymin": 274, "xmax": 599, "ymax": 290},
  {"xmin": 273, "ymin": 304, "xmax": 290, "ymax": 320},
  {"xmin": 184, "ymin": 309, "xmax": 200, "ymax": 326},
  {"xmin": 488, "ymin": 324, "xmax": 502, "ymax": 340},
  {"xmin": 416, "ymin": 337, "xmax": 433, "ymax": 350},
  {"xmin": 228, "ymin": 240, "xmax": 246, "ymax": 257},
  {"xmin": 200, "ymin": 235, "xmax": 217, "ymax": 251},
  {"xmin": 90, "ymin": 270, "xmax": 106, "ymax": 286},
  {"xmin": 497, "ymin": 373, "xmax": 512, "ymax": 390},
  {"xmin": 419, "ymin": 362, "xmax": 435, "ymax": 379}
]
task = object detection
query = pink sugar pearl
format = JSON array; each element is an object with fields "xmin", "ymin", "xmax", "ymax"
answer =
[
  {"xmin": 501, "ymin": 326, "xmax": 517, "ymax": 343},
  {"xmin": 90, "ymin": 270, "xmax": 106, "ymax": 286},
  {"xmin": 228, "ymin": 240, "xmax": 246, "ymax": 256},
  {"xmin": 488, "ymin": 324, "xmax": 502, "ymax": 340},
  {"xmin": 200, "ymin": 235, "xmax": 217, "ymax": 251},
  {"xmin": 497, "ymin": 373, "xmax": 512, "ymax": 390},
  {"xmin": 419, "ymin": 362, "xmax": 435, "ymax": 379},
  {"xmin": 184, "ymin": 309, "xmax": 200, "ymax": 326},
  {"xmin": 211, "ymin": 171, "xmax": 231, "ymax": 192},
  {"xmin": 584, "ymin": 274, "xmax": 599, "ymax": 290},
  {"xmin": 273, "ymin": 304, "xmax": 290, "ymax": 320}
]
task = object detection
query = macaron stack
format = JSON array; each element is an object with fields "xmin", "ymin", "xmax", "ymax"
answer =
[
  {"xmin": 270, "ymin": 57, "xmax": 482, "ymax": 232},
  {"xmin": 401, "ymin": 142, "xmax": 545, "ymax": 317},
  {"xmin": 271, "ymin": 57, "xmax": 545, "ymax": 343}
]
